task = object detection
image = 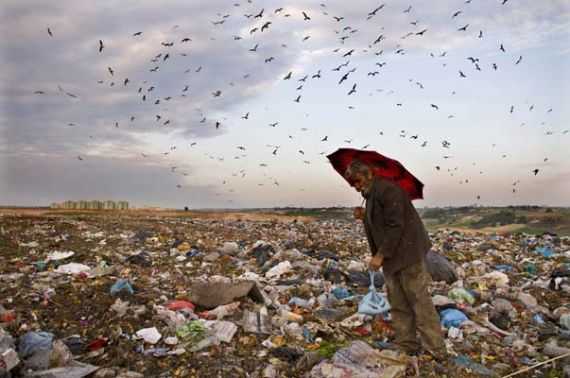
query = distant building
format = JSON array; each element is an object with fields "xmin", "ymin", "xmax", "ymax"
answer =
[{"xmin": 50, "ymin": 200, "xmax": 129, "ymax": 210}]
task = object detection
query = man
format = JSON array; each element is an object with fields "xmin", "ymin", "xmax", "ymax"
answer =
[{"xmin": 346, "ymin": 160, "xmax": 447, "ymax": 360}]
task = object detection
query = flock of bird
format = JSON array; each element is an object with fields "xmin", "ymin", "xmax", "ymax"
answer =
[{"xmin": 35, "ymin": 0, "xmax": 566, "ymax": 203}]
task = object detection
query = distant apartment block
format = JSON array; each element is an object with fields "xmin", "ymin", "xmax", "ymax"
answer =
[{"xmin": 50, "ymin": 200, "xmax": 129, "ymax": 210}]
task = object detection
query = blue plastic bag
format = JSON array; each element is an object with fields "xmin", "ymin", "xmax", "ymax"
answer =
[
  {"xmin": 535, "ymin": 246, "xmax": 554, "ymax": 258},
  {"xmin": 331, "ymin": 287, "xmax": 352, "ymax": 300},
  {"xmin": 18, "ymin": 331, "xmax": 54, "ymax": 358},
  {"xmin": 110, "ymin": 279, "xmax": 134, "ymax": 296},
  {"xmin": 357, "ymin": 271, "xmax": 390, "ymax": 315},
  {"xmin": 440, "ymin": 308, "xmax": 468, "ymax": 328}
]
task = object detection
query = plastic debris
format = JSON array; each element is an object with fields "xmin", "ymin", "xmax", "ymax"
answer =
[
  {"xmin": 135, "ymin": 327, "xmax": 161, "ymax": 344},
  {"xmin": 46, "ymin": 251, "xmax": 75, "ymax": 261},
  {"xmin": 310, "ymin": 341, "xmax": 408, "ymax": 378},
  {"xmin": 265, "ymin": 261, "xmax": 292, "ymax": 279},
  {"xmin": 110, "ymin": 279, "xmax": 134, "ymax": 296},
  {"xmin": 426, "ymin": 250, "xmax": 458, "ymax": 284},
  {"xmin": 448, "ymin": 287, "xmax": 476, "ymax": 305},
  {"xmin": 440, "ymin": 309, "xmax": 468, "ymax": 328},
  {"xmin": 358, "ymin": 272, "xmax": 390, "ymax": 315},
  {"xmin": 55, "ymin": 263, "xmax": 91, "ymax": 275}
]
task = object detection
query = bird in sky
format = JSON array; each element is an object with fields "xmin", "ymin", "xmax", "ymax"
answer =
[
  {"xmin": 98, "ymin": 39, "xmax": 104, "ymax": 52},
  {"xmin": 367, "ymin": 4, "xmax": 385, "ymax": 19},
  {"xmin": 347, "ymin": 83, "xmax": 357, "ymax": 95}
]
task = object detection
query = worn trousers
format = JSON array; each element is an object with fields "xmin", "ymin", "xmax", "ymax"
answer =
[{"xmin": 384, "ymin": 260, "xmax": 447, "ymax": 357}]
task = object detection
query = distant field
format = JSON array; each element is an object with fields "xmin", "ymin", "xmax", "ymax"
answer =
[
  {"xmin": 1, "ymin": 206, "xmax": 568, "ymax": 236},
  {"xmin": 420, "ymin": 206, "xmax": 570, "ymax": 236}
]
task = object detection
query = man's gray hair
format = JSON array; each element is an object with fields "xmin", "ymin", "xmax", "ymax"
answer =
[{"xmin": 344, "ymin": 160, "xmax": 372, "ymax": 180}]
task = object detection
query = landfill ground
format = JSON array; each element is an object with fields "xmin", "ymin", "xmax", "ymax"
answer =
[{"xmin": 1, "ymin": 207, "xmax": 569, "ymax": 378}]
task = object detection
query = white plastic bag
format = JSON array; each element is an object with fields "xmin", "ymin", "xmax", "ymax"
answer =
[{"xmin": 358, "ymin": 271, "xmax": 390, "ymax": 315}]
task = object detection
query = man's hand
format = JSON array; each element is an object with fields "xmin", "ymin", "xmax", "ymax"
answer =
[
  {"xmin": 353, "ymin": 206, "xmax": 364, "ymax": 221},
  {"xmin": 368, "ymin": 254, "xmax": 384, "ymax": 271}
]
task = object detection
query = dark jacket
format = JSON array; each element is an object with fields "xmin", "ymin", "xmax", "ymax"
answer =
[{"xmin": 363, "ymin": 177, "xmax": 432, "ymax": 276}]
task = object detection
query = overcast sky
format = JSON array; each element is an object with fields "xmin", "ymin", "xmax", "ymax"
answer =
[{"xmin": 0, "ymin": 0, "xmax": 568, "ymax": 209}]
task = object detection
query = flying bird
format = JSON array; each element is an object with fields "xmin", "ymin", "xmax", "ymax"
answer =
[
  {"xmin": 98, "ymin": 40, "xmax": 104, "ymax": 52},
  {"xmin": 347, "ymin": 83, "xmax": 357, "ymax": 95},
  {"xmin": 500, "ymin": 43, "xmax": 505, "ymax": 52},
  {"xmin": 321, "ymin": 136, "xmax": 328, "ymax": 142},
  {"xmin": 457, "ymin": 24, "xmax": 469, "ymax": 31},
  {"xmin": 133, "ymin": 32, "xmax": 143, "ymax": 36},
  {"xmin": 283, "ymin": 71, "xmax": 292, "ymax": 80},
  {"xmin": 430, "ymin": 104, "xmax": 439, "ymax": 110},
  {"xmin": 459, "ymin": 70, "xmax": 466, "ymax": 78},
  {"xmin": 47, "ymin": 27, "xmax": 53, "ymax": 37},
  {"xmin": 515, "ymin": 55, "xmax": 523, "ymax": 65},
  {"xmin": 452, "ymin": 10, "xmax": 462, "ymax": 18},
  {"xmin": 302, "ymin": 11, "xmax": 311, "ymax": 20},
  {"xmin": 261, "ymin": 21, "xmax": 271, "ymax": 31},
  {"xmin": 367, "ymin": 4, "xmax": 385, "ymax": 19}
]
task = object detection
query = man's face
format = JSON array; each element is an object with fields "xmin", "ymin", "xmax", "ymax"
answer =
[{"xmin": 352, "ymin": 173, "xmax": 371, "ymax": 194}]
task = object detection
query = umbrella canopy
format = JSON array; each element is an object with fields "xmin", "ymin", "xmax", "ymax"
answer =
[{"xmin": 327, "ymin": 148, "xmax": 424, "ymax": 200}]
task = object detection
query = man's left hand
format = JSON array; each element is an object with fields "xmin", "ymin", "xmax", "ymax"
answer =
[{"xmin": 369, "ymin": 254, "xmax": 384, "ymax": 271}]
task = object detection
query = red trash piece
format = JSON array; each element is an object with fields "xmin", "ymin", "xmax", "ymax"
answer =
[
  {"xmin": 166, "ymin": 300, "xmax": 195, "ymax": 311},
  {"xmin": 353, "ymin": 326, "xmax": 371, "ymax": 336},
  {"xmin": 0, "ymin": 311, "xmax": 16, "ymax": 323},
  {"xmin": 88, "ymin": 337, "xmax": 108, "ymax": 351}
]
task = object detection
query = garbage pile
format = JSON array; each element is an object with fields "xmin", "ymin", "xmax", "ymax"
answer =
[{"xmin": 1, "ymin": 213, "xmax": 569, "ymax": 377}]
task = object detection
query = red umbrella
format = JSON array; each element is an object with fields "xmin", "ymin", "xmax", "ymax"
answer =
[{"xmin": 327, "ymin": 148, "xmax": 424, "ymax": 200}]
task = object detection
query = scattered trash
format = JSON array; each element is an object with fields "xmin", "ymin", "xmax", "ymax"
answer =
[
  {"xmin": 310, "ymin": 340, "xmax": 408, "ymax": 378},
  {"xmin": 453, "ymin": 354, "xmax": 496, "ymax": 376},
  {"xmin": 1, "ymin": 213, "xmax": 569, "ymax": 376}
]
